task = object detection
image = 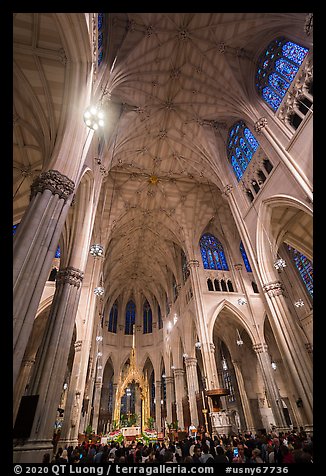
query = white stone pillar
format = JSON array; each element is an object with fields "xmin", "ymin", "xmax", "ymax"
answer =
[
  {"xmin": 184, "ymin": 357, "xmax": 199, "ymax": 427},
  {"xmin": 186, "ymin": 259, "xmax": 221, "ymax": 390},
  {"xmin": 92, "ymin": 381, "xmax": 103, "ymax": 434},
  {"xmin": 155, "ymin": 381, "xmax": 162, "ymax": 432},
  {"xmin": 253, "ymin": 343, "xmax": 289, "ymax": 432},
  {"xmin": 13, "ymin": 266, "xmax": 83, "ymax": 463},
  {"xmin": 263, "ymin": 281, "xmax": 313, "ymax": 427},
  {"xmin": 13, "ymin": 171, "xmax": 75, "ymax": 389},
  {"xmin": 165, "ymin": 376, "xmax": 174, "ymax": 425},
  {"xmin": 173, "ymin": 368, "xmax": 185, "ymax": 430},
  {"xmin": 232, "ymin": 360, "xmax": 256, "ymax": 433}
]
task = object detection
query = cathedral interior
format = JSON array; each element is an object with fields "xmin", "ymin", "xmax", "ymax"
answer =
[{"xmin": 13, "ymin": 13, "xmax": 313, "ymax": 463}]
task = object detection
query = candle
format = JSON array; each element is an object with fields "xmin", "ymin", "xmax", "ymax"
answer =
[{"xmin": 202, "ymin": 390, "xmax": 206, "ymax": 409}]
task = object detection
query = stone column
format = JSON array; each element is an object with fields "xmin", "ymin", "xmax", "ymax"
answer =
[
  {"xmin": 13, "ymin": 170, "xmax": 75, "ymax": 389},
  {"xmin": 263, "ymin": 281, "xmax": 313, "ymax": 427},
  {"xmin": 187, "ymin": 259, "xmax": 221, "ymax": 390},
  {"xmin": 59, "ymin": 340, "xmax": 83, "ymax": 446},
  {"xmin": 184, "ymin": 357, "xmax": 199, "ymax": 427},
  {"xmin": 165, "ymin": 376, "xmax": 174, "ymax": 425},
  {"xmin": 111, "ymin": 383, "xmax": 118, "ymax": 428},
  {"xmin": 173, "ymin": 369, "xmax": 185, "ymax": 430},
  {"xmin": 253, "ymin": 343, "xmax": 289, "ymax": 432},
  {"xmin": 13, "ymin": 358, "xmax": 36, "ymax": 424},
  {"xmin": 155, "ymin": 381, "xmax": 162, "ymax": 432},
  {"xmin": 13, "ymin": 266, "xmax": 83, "ymax": 463},
  {"xmin": 92, "ymin": 381, "xmax": 103, "ymax": 434},
  {"xmin": 232, "ymin": 360, "xmax": 256, "ymax": 433},
  {"xmin": 135, "ymin": 386, "xmax": 141, "ymax": 426}
]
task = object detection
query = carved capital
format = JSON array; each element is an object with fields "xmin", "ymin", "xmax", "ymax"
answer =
[
  {"xmin": 74, "ymin": 340, "xmax": 82, "ymax": 352},
  {"xmin": 223, "ymin": 184, "xmax": 233, "ymax": 196},
  {"xmin": 252, "ymin": 343, "xmax": 268, "ymax": 354},
  {"xmin": 210, "ymin": 342, "xmax": 216, "ymax": 352},
  {"xmin": 173, "ymin": 368, "xmax": 185, "ymax": 378},
  {"xmin": 304, "ymin": 13, "xmax": 313, "ymax": 36},
  {"xmin": 234, "ymin": 263, "xmax": 243, "ymax": 271},
  {"xmin": 184, "ymin": 357, "xmax": 197, "ymax": 367},
  {"xmin": 30, "ymin": 170, "xmax": 75, "ymax": 203},
  {"xmin": 263, "ymin": 281, "xmax": 284, "ymax": 297},
  {"xmin": 305, "ymin": 342, "xmax": 313, "ymax": 354},
  {"xmin": 165, "ymin": 376, "xmax": 174, "ymax": 385},
  {"xmin": 22, "ymin": 358, "xmax": 36, "ymax": 368},
  {"xmin": 56, "ymin": 266, "xmax": 84, "ymax": 288},
  {"xmin": 254, "ymin": 117, "xmax": 268, "ymax": 134},
  {"xmin": 187, "ymin": 259, "xmax": 199, "ymax": 269}
]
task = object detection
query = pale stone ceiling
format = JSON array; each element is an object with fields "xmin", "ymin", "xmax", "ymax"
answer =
[{"xmin": 13, "ymin": 12, "xmax": 309, "ymax": 307}]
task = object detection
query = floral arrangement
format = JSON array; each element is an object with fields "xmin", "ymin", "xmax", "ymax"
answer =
[
  {"xmin": 136, "ymin": 429, "xmax": 158, "ymax": 445},
  {"xmin": 107, "ymin": 429, "xmax": 124, "ymax": 443}
]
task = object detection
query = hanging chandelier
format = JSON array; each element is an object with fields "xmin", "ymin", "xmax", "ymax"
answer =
[
  {"xmin": 94, "ymin": 286, "xmax": 104, "ymax": 296},
  {"xmin": 236, "ymin": 328, "xmax": 244, "ymax": 346},
  {"xmin": 90, "ymin": 244, "xmax": 104, "ymax": 257},
  {"xmin": 273, "ymin": 257, "xmax": 287, "ymax": 271},
  {"xmin": 238, "ymin": 297, "xmax": 247, "ymax": 305},
  {"xmin": 294, "ymin": 299, "xmax": 304, "ymax": 307},
  {"xmin": 83, "ymin": 105, "xmax": 105, "ymax": 131}
]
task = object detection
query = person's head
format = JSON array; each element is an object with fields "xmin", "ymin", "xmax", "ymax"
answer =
[
  {"xmin": 193, "ymin": 445, "xmax": 202, "ymax": 458},
  {"xmin": 42, "ymin": 453, "xmax": 51, "ymax": 463},
  {"xmin": 237, "ymin": 444, "xmax": 246, "ymax": 456},
  {"xmin": 216, "ymin": 446, "xmax": 225, "ymax": 456},
  {"xmin": 252, "ymin": 448, "xmax": 261, "ymax": 458}
]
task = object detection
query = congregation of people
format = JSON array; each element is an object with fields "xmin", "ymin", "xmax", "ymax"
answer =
[{"xmin": 44, "ymin": 429, "xmax": 313, "ymax": 464}]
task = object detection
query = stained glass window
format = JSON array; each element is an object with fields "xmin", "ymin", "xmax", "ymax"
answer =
[
  {"xmin": 287, "ymin": 245, "xmax": 313, "ymax": 297},
  {"xmin": 55, "ymin": 246, "xmax": 61, "ymax": 258},
  {"xmin": 98, "ymin": 13, "xmax": 105, "ymax": 66},
  {"xmin": 125, "ymin": 300, "xmax": 136, "ymax": 335},
  {"xmin": 200, "ymin": 233, "xmax": 229, "ymax": 270},
  {"xmin": 143, "ymin": 300, "xmax": 152, "ymax": 334},
  {"xmin": 240, "ymin": 241, "xmax": 252, "ymax": 272},
  {"xmin": 256, "ymin": 37, "xmax": 308, "ymax": 111},
  {"xmin": 108, "ymin": 301, "xmax": 118, "ymax": 333},
  {"xmin": 13, "ymin": 223, "xmax": 19, "ymax": 235},
  {"xmin": 227, "ymin": 121, "xmax": 259, "ymax": 181}
]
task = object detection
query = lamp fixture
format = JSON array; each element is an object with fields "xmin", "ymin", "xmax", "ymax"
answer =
[
  {"xmin": 83, "ymin": 105, "xmax": 105, "ymax": 131},
  {"xmin": 171, "ymin": 365, "xmax": 175, "ymax": 370},
  {"xmin": 271, "ymin": 360, "xmax": 277, "ymax": 370},
  {"xmin": 236, "ymin": 328, "xmax": 244, "ymax": 346},
  {"xmin": 94, "ymin": 286, "xmax": 104, "ymax": 296},
  {"xmin": 90, "ymin": 244, "xmax": 104, "ymax": 257},
  {"xmin": 273, "ymin": 257, "xmax": 287, "ymax": 271},
  {"xmin": 96, "ymin": 335, "xmax": 103, "ymax": 342},
  {"xmin": 294, "ymin": 299, "xmax": 304, "ymax": 307},
  {"xmin": 238, "ymin": 297, "xmax": 247, "ymax": 305},
  {"xmin": 195, "ymin": 341, "xmax": 202, "ymax": 349},
  {"xmin": 162, "ymin": 373, "xmax": 166, "ymax": 379},
  {"xmin": 183, "ymin": 353, "xmax": 188, "ymax": 358}
]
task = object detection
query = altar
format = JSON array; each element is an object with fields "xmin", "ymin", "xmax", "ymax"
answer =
[{"xmin": 121, "ymin": 426, "xmax": 141, "ymax": 438}]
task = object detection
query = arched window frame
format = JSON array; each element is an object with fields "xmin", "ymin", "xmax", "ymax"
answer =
[
  {"xmin": 227, "ymin": 121, "xmax": 259, "ymax": 181},
  {"xmin": 143, "ymin": 300, "xmax": 152, "ymax": 334},
  {"xmin": 200, "ymin": 233, "xmax": 229, "ymax": 270},
  {"xmin": 125, "ymin": 300, "xmax": 136, "ymax": 335},
  {"xmin": 256, "ymin": 37, "xmax": 309, "ymax": 112},
  {"xmin": 287, "ymin": 245, "xmax": 313, "ymax": 297},
  {"xmin": 108, "ymin": 301, "xmax": 118, "ymax": 333}
]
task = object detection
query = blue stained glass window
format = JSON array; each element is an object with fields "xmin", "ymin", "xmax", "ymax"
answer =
[
  {"xmin": 227, "ymin": 121, "xmax": 259, "ymax": 181},
  {"xmin": 143, "ymin": 300, "xmax": 152, "ymax": 334},
  {"xmin": 125, "ymin": 300, "xmax": 136, "ymax": 335},
  {"xmin": 97, "ymin": 12, "xmax": 105, "ymax": 66},
  {"xmin": 240, "ymin": 241, "xmax": 252, "ymax": 272},
  {"xmin": 55, "ymin": 246, "xmax": 61, "ymax": 258},
  {"xmin": 256, "ymin": 37, "xmax": 309, "ymax": 111},
  {"xmin": 262, "ymin": 87, "xmax": 282, "ymax": 111},
  {"xmin": 108, "ymin": 301, "xmax": 118, "ymax": 333},
  {"xmin": 200, "ymin": 233, "xmax": 229, "ymax": 270},
  {"xmin": 275, "ymin": 58, "xmax": 298, "ymax": 82},
  {"xmin": 288, "ymin": 245, "xmax": 313, "ymax": 297},
  {"xmin": 282, "ymin": 41, "xmax": 309, "ymax": 65},
  {"xmin": 13, "ymin": 223, "xmax": 19, "ymax": 235},
  {"xmin": 268, "ymin": 72, "xmax": 290, "ymax": 97}
]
